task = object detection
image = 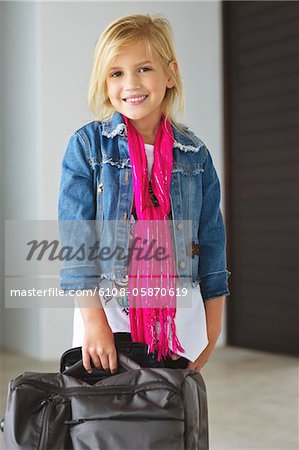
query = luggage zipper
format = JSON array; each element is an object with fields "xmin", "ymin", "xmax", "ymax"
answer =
[
  {"xmin": 65, "ymin": 416, "xmax": 184, "ymax": 426},
  {"xmin": 12, "ymin": 379, "xmax": 179, "ymax": 397},
  {"xmin": 32, "ymin": 395, "xmax": 60, "ymax": 450}
]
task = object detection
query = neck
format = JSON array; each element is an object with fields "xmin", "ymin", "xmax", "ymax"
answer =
[{"xmin": 129, "ymin": 114, "xmax": 163, "ymax": 145}]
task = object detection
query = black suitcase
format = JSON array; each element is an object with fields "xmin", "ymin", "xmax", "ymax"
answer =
[{"xmin": 1, "ymin": 337, "xmax": 209, "ymax": 449}]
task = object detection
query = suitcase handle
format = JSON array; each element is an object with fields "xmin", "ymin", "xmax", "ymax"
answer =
[
  {"xmin": 59, "ymin": 336, "xmax": 150, "ymax": 373},
  {"xmin": 63, "ymin": 352, "xmax": 141, "ymax": 379}
]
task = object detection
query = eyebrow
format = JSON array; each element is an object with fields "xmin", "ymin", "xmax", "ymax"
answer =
[{"xmin": 109, "ymin": 60, "xmax": 154, "ymax": 71}]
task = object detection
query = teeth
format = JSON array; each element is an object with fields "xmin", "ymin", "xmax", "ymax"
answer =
[{"xmin": 126, "ymin": 96, "xmax": 147, "ymax": 103}]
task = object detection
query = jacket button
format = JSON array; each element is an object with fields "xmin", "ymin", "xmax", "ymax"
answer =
[
  {"xmin": 187, "ymin": 242, "xmax": 200, "ymax": 259},
  {"xmin": 97, "ymin": 183, "xmax": 103, "ymax": 194},
  {"xmin": 179, "ymin": 261, "xmax": 186, "ymax": 269},
  {"xmin": 177, "ymin": 222, "xmax": 184, "ymax": 230}
]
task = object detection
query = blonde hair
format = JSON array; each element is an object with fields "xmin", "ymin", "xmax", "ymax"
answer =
[{"xmin": 88, "ymin": 13, "xmax": 195, "ymax": 142}]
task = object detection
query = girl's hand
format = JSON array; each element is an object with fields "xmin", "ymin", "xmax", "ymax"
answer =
[
  {"xmin": 77, "ymin": 294, "xmax": 118, "ymax": 375},
  {"xmin": 82, "ymin": 321, "xmax": 118, "ymax": 375},
  {"xmin": 188, "ymin": 296, "xmax": 225, "ymax": 372},
  {"xmin": 170, "ymin": 351, "xmax": 181, "ymax": 360},
  {"xmin": 187, "ymin": 339, "xmax": 217, "ymax": 372},
  {"xmin": 170, "ymin": 334, "xmax": 219, "ymax": 370}
]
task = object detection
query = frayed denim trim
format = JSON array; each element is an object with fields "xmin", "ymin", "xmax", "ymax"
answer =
[
  {"xmin": 173, "ymin": 140, "xmax": 203, "ymax": 153},
  {"xmin": 99, "ymin": 272, "xmax": 200, "ymax": 284},
  {"xmin": 102, "ymin": 123, "xmax": 127, "ymax": 138},
  {"xmin": 101, "ymin": 158, "xmax": 131, "ymax": 169},
  {"xmin": 100, "ymin": 115, "xmax": 207, "ymax": 157},
  {"xmin": 99, "ymin": 271, "xmax": 128, "ymax": 281},
  {"xmin": 102, "ymin": 128, "xmax": 203, "ymax": 155},
  {"xmin": 89, "ymin": 156, "xmax": 101, "ymax": 170},
  {"xmin": 172, "ymin": 166, "xmax": 204, "ymax": 176}
]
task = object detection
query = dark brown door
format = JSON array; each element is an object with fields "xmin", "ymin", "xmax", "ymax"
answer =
[{"xmin": 223, "ymin": 1, "xmax": 299, "ymax": 356}]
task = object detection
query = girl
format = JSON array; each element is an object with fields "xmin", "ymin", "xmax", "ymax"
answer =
[{"xmin": 58, "ymin": 14, "xmax": 231, "ymax": 375}]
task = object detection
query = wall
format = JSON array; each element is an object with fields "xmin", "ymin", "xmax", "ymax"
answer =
[
  {"xmin": 0, "ymin": 2, "xmax": 4, "ymax": 346},
  {"xmin": 1, "ymin": 2, "xmax": 42, "ymax": 357}
]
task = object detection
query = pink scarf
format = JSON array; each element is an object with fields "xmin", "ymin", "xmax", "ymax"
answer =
[{"xmin": 122, "ymin": 114, "xmax": 185, "ymax": 361}]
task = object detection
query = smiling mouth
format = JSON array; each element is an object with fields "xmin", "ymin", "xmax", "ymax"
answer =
[{"xmin": 123, "ymin": 95, "xmax": 149, "ymax": 104}]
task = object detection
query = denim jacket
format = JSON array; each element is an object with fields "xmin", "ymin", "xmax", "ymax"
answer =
[{"xmin": 58, "ymin": 112, "xmax": 231, "ymax": 300}]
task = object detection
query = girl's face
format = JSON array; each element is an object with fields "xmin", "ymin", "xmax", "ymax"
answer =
[{"xmin": 106, "ymin": 41, "xmax": 176, "ymax": 129}]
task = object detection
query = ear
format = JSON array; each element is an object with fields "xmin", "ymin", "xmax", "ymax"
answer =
[{"xmin": 166, "ymin": 60, "xmax": 178, "ymax": 89}]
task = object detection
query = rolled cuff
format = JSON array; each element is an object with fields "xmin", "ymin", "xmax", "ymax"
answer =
[
  {"xmin": 199, "ymin": 270, "xmax": 232, "ymax": 301},
  {"xmin": 60, "ymin": 266, "xmax": 100, "ymax": 292}
]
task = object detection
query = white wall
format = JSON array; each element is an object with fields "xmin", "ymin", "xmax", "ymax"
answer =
[
  {"xmin": 1, "ymin": 1, "xmax": 227, "ymax": 359},
  {"xmin": 1, "ymin": 2, "xmax": 41, "ymax": 357},
  {"xmin": 0, "ymin": 2, "xmax": 4, "ymax": 347}
]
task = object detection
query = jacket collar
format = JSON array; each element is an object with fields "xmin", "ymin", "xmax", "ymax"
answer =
[{"xmin": 101, "ymin": 111, "xmax": 203, "ymax": 153}]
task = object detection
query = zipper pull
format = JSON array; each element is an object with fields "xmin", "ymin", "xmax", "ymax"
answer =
[
  {"xmin": 64, "ymin": 418, "xmax": 85, "ymax": 426},
  {"xmin": 32, "ymin": 396, "xmax": 53, "ymax": 414}
]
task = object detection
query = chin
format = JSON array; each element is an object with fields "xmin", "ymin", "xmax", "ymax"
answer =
[{"xmin": 122, "ymin": 111, "xmax": 148, "ymax": 121}]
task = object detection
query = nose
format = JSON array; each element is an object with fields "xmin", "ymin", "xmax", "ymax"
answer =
[{"xmin": 124, "ymin": 72, "xmax": 141, "ymax": 91}]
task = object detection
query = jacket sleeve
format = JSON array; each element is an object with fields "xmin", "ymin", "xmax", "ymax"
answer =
[
  {"xmin": 198, "ymin": 147, "xmax": 231, "ymax": 301},
  {"xmin": 58, "ymin": 131, "xmax": 100, "ymax": 292}
]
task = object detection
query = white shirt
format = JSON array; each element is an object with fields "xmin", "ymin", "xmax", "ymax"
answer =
[{"xmin": 72, "ymin": 144, "xmax": 208, "ymax": 362}]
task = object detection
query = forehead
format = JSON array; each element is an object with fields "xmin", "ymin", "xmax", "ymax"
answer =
[{"xmin": 111, "ymin": 40, "xmax": 160, "ymax": 66}]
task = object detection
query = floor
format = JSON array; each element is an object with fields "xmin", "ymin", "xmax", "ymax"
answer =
[{"xmin": 0, "ymin": 346, "xmax": 298, "ymax": 450}]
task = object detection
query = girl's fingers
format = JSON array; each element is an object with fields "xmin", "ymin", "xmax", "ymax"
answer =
[
  {"xmin": 188, "ymin": 359, "xmax": 205, "ymax": 372},
  {"xmin": 188, "ymin": 364, "xmax": 201, "ymax": 373},
  {"xmin": 83, "ymin": 346, "xmax": 118, "ymax": 374},
  {"xmin": 99, "ymin": 354, "xmax": 110, "ymax": 372},
  {"xmin": 90, "ymin": 353, "xmax": 102, "ymax": 370},
  {"xmin": 108, "ymin": 351, "xmax": 118, "ymax": 374},
  {"xmin": 83, "ymin": 350, "xmax": 103, "ymax": 373},
  {"xmin": 82, "ymin": 351, "xmax": 93, "ymax": 373},
  {"xmin": 170, "ymin": 351, "xmax": 181, "ymax": 361}
]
